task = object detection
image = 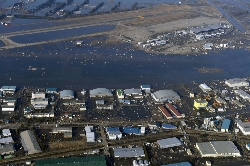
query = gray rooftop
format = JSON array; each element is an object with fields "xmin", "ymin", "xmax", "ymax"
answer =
[
  {"xmin": 60, "ymin": 90, "xmax": 74, "ymax": 99},
  {"xmin": 20, "ymin": 130, "xmax": 42, "ymax": 155},
  {"xmin": 0, "ymin": 144, "xmax": 14, "ymax": 155},
  {"xmin": 157, "ymin": 137, "xmax": 182, "ymax": 148},
  {"xmin": 90, "ymin": 88, "xmax": 112, "ymax": 97},
  {"xmin": 113, "ymin": 147, "xmax": 145, "ymax": 157},
  {"xmin": 124, "ymin": 88, "xmax": 142, "ymax": 95},
  {"xmin": 190, "ymin": 24, "xmax": 224, "ymax": 34},
  {"xmin": 152, "ymin": 90, "xmax": 180, "ymax": 102}
]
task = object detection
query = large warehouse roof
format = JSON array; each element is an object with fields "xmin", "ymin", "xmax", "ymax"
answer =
[
  {"xmin": 152, "ymin": 90, "xmax": 180, "ymax": 102},
  {"xmin": 90, "ymin": 88, "xmax": 112, "ymax": 97},
  {"xmin": 162, "ymin": 162, "xmax": 192, "ymax": 166},
  {"xmin": 60, "ymin": 90, "xmax": 74, "ymax": 99},
  {"xmin": 225, "ymin": 78, "xmax": 249, "ymax": 87},
  {"xmin": 20, "ymin": 130, "xmax": 42, "ymax": 155},
  {"xmin": 196, "ymin": 141, "xmax": 240, "ymax": 157},
  {"xmin": 113, "ymin": 147, "xmax": 145, "ymax": 157},
  {"xmin": 190, "ymin": 24, "xmax": 224, "ymax": 34},
  {"xmin": 35, "ymin": 156, "xmax": 107, "ymax": 166},
  {"xmin": 157, "ymin": 137, "xmax": 182, "ymax": 148}
]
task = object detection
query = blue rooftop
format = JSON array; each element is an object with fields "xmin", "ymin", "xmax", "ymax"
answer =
[
  {"xmin": 106, "ymin": 127, "xmax": 120, "ymax": 132},
  {"xmin": 162, "ymin": 162, "xmax": 192, "ymax": 166},
  {"xmin": 221, "ymin": 119, "xmax": 231, "ymax": 130},
  {"xmin": 141, "ymin": 85, "xmax": 151, "ymax": 89},
  {"xmin": 123, "ymin": 127, "xmax": 141, "ymax": 134},
  {"xmin": 162, "ymin": 124, "xmax": 177, "ymax": 129}
]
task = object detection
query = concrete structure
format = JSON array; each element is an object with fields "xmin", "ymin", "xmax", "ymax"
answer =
[
  {"xmin": 237, "ymin": 121, "xmax": 250, "ymax": 135},
  {"xmin": 124, "ymin": 88, "xmax": 142, "ymax": 97},
  {"xmin": 0, "ymin": 86, "xmax": 16, "ymax": 94},
  {"xmin": 157, "ymin": 137, "xmax": 182, "ymax": 149},
  {"xmin": 20, "ymin": 130, "xmax": 42, "ymax": 155},
  {"xmin": 31, "ymin": 98, "xmax": 48, "ymax": 109},
  {"xmin": 225, "ymin": 78, "xmax": 249, "ymax": 88},
  {"xmin": 2, "ymin": 129, "xmax": 11, "ymax": 137},
  {"xmin": 85, "ymin": 126, "xmax": 95, "ymax": 142},
  {"xmin": 106, "ymin": 127, "xmax": 122, "ymax": 140},
  {"xmin": 199, "ymin": 83, "xmax": 212, "ymax": 92},
  {"xmin": 32, "ymin": 92, "xmax": 45, "ymax": 99},
  {"xmin": 158, "ymin": 106, "xmax": 172, "ymax": 119},
  {"xmin": 90, "ymin": 88, "xmax": 113, "ymax": 98},
  {"xmin": 60, "ymin": 90, "xmax": 74, "ymax": 99},
  {"xmin": 194, "ymin": 99, "xmax": 208, "ymax": 109},
  {"xmin": 196, "ymin": 141, "xmax": 240, "ymax": 157},
  {"xmin": 152, "ymin": 90, "xmax": 180, "ymax": 102},
  {"xmin": 0, "ymin": 144, "xmax": 15, "ymax": 155},
  {"xmin": 113, "ymin": 147, "xmax": 145, "ymax": 157},
  {"xmin": 46, "ymin": 88, "xmax": 58, "ymax": 94},
  {"xmin": 234, "ymin": 90, "xmax": 250, "ymax": 101},
  {"xmin": 116, "ymin": 89, "xmax": 124, "ymax": 99},
  {"xmin": 221, "ymin": 119, "xmax": 230, "ymax": 132},
  {"xmin": 165, "ymin": 103, "xmax": 183, "ymax": 118}
]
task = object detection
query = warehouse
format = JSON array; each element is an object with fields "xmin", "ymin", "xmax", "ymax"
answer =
[
  {"xmin": 90, "ymin": 88, "xmax": 113, "ymax": 98},
  {"xmin": 237, "ymin": 121, "xmax": 250, "ymax": 135},
  {"xmin": 124, "ymin": 88, "xmax": 142, "ymax": 98},
  {"xmin": 221, "ymin": 119, "xmax": 230, "ymax": 132},
  {"xmin": 0, "ymin": 144, "xmax": 15, "ymax": 155},
  {"xmin": 234, "ymin": 90, "xmax": 250, "ymax": 101},
  {"xmin": 20, "ymin": 130, "xmax": 42, "ymax": 155},
  {"xmin": 35, "ymin": 156, "xmax": 107, "ymax": 166},
  {"xmin": 199, "ymin": 83, "xmax": 212, "ymax": 93},
  {"xmin": 52, "ymin": 127, "xmax": 72, "ymax": 133},
  {"xmin": 165, "ymin": 103, "xmax": 183, "ymax": 118},
  {"xmin": 162, "ymin": 162, "xmax": 192, "ymax": 166},
  {"xmin": 225, "ymin": 78, "xmax": 249, "ymax": 88},
  {"xmin": 152, "ymin": 90, "xmax": 180, "ymax": 102},
  {"xmin": 2, "ymin": 129, "xmax": 11, "ymax": 137},
  {"xmin": 106, "ymin": 127, "xmax": 122, "ymax": 140},
  {"xmin": 31, "ymin": 98, "xmax": 48, "ymax": 109},
  {"xmin": 0, "ymin": 86, "xmax": 16, "ymax": 94},
  {"xmin": 158, "ymin": 106, "xmax": 172, "ymax": 119},
  {"xmin": 196, "ymin": 141, "xmax": 240, "ymax": 157},
  {"xmin": 46, "ymin": 88, "xmax": 58, "ymax": 94},
  {"xmin": 32, "ymin": 92, "xmax": 45, "ymax": 99},
  {"xmin": 190, "ymin": 24, "xmax": 224, "ymax": 34},
  {"xmin": 113, "ymin": 147, "xmax": 145, "ymax": 157},
  {"xmin": 85, "ymin": 126, "xmax": 95, "ymax": 142},
  {"xmin": 123, "ymin": 127, "xmax": 141, "ymax": 135},
  {"xmin": 157, "ymin": 137, "xmax": 182, "ymax": 149},
  {"xmin": 60, "ymin": 90, "xmax": 74, "ymax": 99}
]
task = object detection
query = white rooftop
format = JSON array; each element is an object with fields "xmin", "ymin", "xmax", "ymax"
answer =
[{"xmin": 157, "ymin": 137, "xmax": 182, "ymax": 148}]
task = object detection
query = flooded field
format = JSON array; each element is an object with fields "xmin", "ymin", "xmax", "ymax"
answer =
[{"xmin": 9, "ymin": 25, "xmax": 115, "ymax": 43}]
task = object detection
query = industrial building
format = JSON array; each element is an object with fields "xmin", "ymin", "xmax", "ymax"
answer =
[
  {"xmin": 60, "ymin": 90, "xmax": 74, "ymax": 99},
  {"xmin": 2, "ymin": 129, "xmax": 11, "ymax": 137},
  {"xmin": 0, "ymin": 86, "xmax": 16, "ymax": 94},
  {"xmin": 237, "ymin": 121, "xmax": 250, "ymax": 135},
  {"xmin": 52, "ymin": 127, "xmax": 72, "ymax": 133},
  {"xmin": 162, "ymin": 124, "xmax": 177, "ymax": 129},
  {"xmin": 85, "ymin": 126, "xmax": 95, "ymax": 142},
  {"xmin": 196, "ymin": 141, "xmax": 240, "ymax": 157},
  {"xmin": 158, "ymin": 106, "xmax": 172, "ymax": 119},
  {"xmin": 46, "ymin": 88, "xmax": 58, "ymax": 94},
  {"xmin": 0, "ymin": 144, "xmax": 15, "ymax": 155},
  {"xmin": 234, "ymin": 90, "xmax": 250, "ymax": 101},
  {"xmin": 20, "ymin": 130, "xmax": 42, "ymax": 155},
  {"xmin": 1, "ymin": 106, "xmax": 15, "ymax": 112},
  {"xmin": 113, "ymin": 147, "xmax": 145, "ymax": 157},
  {"xmin": 199, "ymin": 83, "xmax": 212, "ymax": 92},
  {"xmin": 165, "ymin": 103, "xmax": 183, "ymax": 118},
  {"xmin": 123, "ymin": 127, "xmax": 141, "ymax": 135},
  {"xmin": 31, "ymin": 98, "xmax": 48, "ymax": 109},
  {"xmin": 152, "ymin": 90, "xmax": 180, "ymax": 102},
  {"xmin": 190, "ymin": 24, "xmax": 224, "ymax": 34},
  {"xmin": 32, "ymin": 92, "xmax": 45, "ymax": 99},
  {"xmin": 116, "ymin": 89, "xmax": 124, "ymax": 99},
  {"xmin": 90, "ymin": 88, "xmax": 113, "ymax": 98},
  {"xmin": 225, "ymin": 78, "xmax": 249, "ymax": 88},
  {"xmin": 162, "ymin": 162, "xmax": 192, "ymax": 166},
  {"xmin": 194, "ymin": 99, "xmax": 208, "ymax": 109},
  {"xmin": 106, "ymin": 127, "xmax": 122, "ymax": 140},
  {"xmin": 124, "ymin": 88, "xmax": 142, "ymax": 98},
  {"xmin": 221, "ymin": 119, "xmax": 230, "ymax": 132},
  {"xmin": 140, "ymin": 85, "xmax": 151, "ymax": 93},
  {"xmin": 35, "ymin": 156, "xmax": 107, "ymax": 166},
  {"xmin": 0, "ymin": 137, "xmax": 13, "ymax": 144},
  {"xmin": 157, "ymin": 137, "xmax": 182, "ymax": 149}
]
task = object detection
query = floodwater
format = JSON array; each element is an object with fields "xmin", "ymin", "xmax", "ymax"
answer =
[
  {"xmin": 9, "ymin": 25, "xmax": 115, "ymax": 44},
  {"xmin": 0, "ymin": 39, "xmax": 249, "ymax": 90}
]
